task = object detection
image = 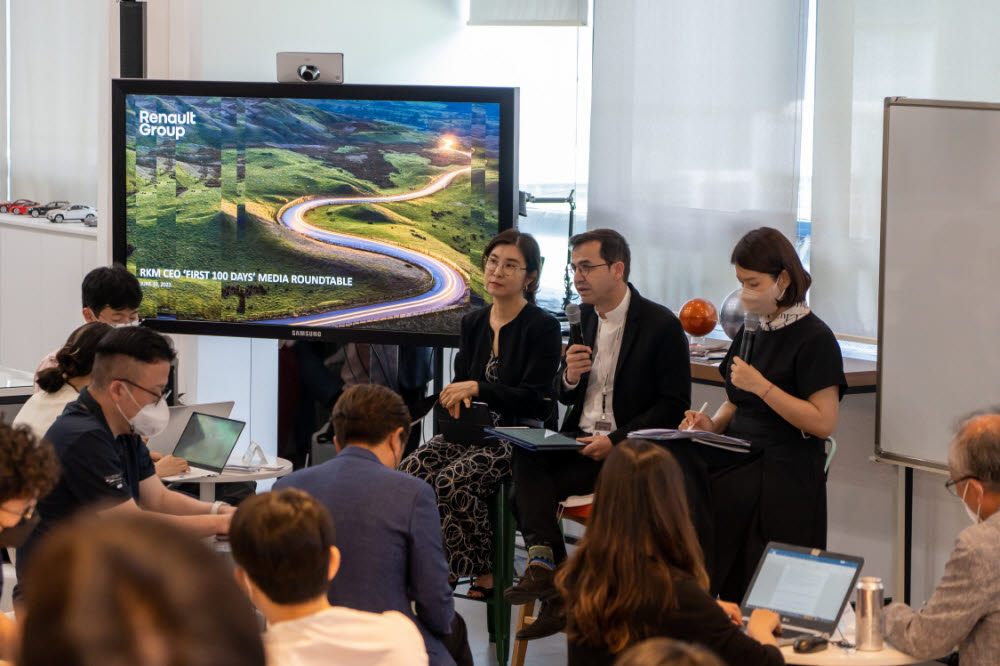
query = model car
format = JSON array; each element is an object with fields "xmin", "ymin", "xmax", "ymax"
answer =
[
  {"xmin": 27, "ymin": 200, "xmax": 70, "ymax": 218},
  {"xmin": 47, "ymin": 204, "xmax": 97, "ymax": 224},
  {"xmin": 0, "ymin": 198, "xmax": 38, "ymax": 214}
]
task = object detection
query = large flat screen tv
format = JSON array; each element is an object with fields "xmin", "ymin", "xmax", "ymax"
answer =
[{"xmin": 111, "ymin": 79, "xmax": 518, "ymax": 346}]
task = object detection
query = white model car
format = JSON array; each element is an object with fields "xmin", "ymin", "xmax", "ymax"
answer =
[{"xmin": 47, "ymin": 204, "xmax": 97, "ymax": 224}]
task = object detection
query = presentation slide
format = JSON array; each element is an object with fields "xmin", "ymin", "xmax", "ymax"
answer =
[{"xmin": 123, "ymin": 93, "xmax": 502, "ymax": 336}]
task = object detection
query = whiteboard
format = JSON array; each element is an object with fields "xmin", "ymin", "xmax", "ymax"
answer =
[{"xmin": 877, "ymin": 98, "xmax": 1000, "ymax": 469}]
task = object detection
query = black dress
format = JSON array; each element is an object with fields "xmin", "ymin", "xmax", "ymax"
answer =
[
  {"xmin": 567, "ymin": 573, "xmax": 785, "ymax": 666},
  {"xmin": 711, "ymin": 312, "xmax": 846, "ymax": 600}
]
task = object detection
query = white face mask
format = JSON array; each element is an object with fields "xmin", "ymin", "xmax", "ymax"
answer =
[
  {"xmin": 961, "ymin": 481, "xmax": 982, "ymax": 525},
  {"xmin": 111, "ymin": 320, "xmax": 140, "ymax": 328},
  {"xmin": 117, "ymin": 384, "xmax": 170, "ymax": 438},
  {"xmin": 741, "ymin": 281, "xmax": 785, "ymax": 316}
]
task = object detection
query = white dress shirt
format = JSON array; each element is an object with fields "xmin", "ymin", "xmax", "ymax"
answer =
[
  {"xmin": 265, "ymin": 606, "xmax": 427, "ymax": 666},
  {"xmin": 566, "ymin": 288, "xmax": 631, "ymax": 435}
]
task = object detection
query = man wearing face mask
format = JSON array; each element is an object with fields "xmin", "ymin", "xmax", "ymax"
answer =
[
  {"xmin": 882, "ymin": 410, "xmax": 1000, "ymax": 666},
  {"xmin": 274, "ymin": 384, "xmax": 471, "ymax": 666},
  {"xmin": 0, "ymin": 418, "xmax": 59, "ymax": 658},
  {"xmin": 680, "ymin": 227, "xmax": 845, "ymax": 602},
  {"xmin": 16, "ymin": 326, "xmax": 234, "ymax": 599}
]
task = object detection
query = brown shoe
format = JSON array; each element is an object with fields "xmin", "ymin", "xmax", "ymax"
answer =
[
  {"xmin": 515, "ymin": 597, "xmax": 566, "ymax": 640},
  {"xmin": 504, "ymin": 564, "xmax": 557, "ymax": 605}
]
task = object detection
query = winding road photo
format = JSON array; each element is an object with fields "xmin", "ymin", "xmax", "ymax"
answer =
[{"xmin": 268, "ymin": 145, "xmax": 474, "ymax": 327}]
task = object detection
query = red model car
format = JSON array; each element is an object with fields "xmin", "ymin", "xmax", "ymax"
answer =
[{"xmin": 0, "ymin": 199, "xmax": 38, "ymax": 214}]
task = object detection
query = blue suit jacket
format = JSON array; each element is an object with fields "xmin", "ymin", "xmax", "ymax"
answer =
[{"xmin": 274, "ymin": 446, "xmax": 456, "ymax": 666}]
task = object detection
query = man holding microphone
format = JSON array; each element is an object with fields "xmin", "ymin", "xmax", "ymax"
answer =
[{"xmin": 504, "ymin": 228, "xmax": 691, "ymax": 639}]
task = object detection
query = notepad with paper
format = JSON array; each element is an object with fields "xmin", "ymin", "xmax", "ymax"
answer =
[{"xmin": 628, "ymin": 428, "xmax": 752, "ymax": 453}]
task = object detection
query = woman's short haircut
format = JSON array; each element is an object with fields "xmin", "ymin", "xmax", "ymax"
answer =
[
  {"xmin": 36, "ymin": 321, "xmax": 113, "ymax": 393},
  {"xmin": 331, "ymin": 383, "xmax": 411, "ymax": 446},
  {"xmin": 229, "ymin": 489, "xmax": 336, "ymax": 605},
  {"xmin": 481, "ymin": 229, "xmax": 544, "ymax": 303},
  {"xmin": 614, "ymin": 638, "xmax": 725, "ymax": 666},
  {"xmin": 570, "ymin": 228, "xmax": 631, "ymax": 281},
  {"xmin": 730, "ymin": 227, "xmax": 811, "ymax": 307},
  {"xmin": 0, "ymin": 417, "xmax": 59, "ymax": 504},
  {"xmin": 20, "ymin": 513, "xmax": 265, "ymax": 666},
  {"xmin": 91, "ymin": 326, "xmax": 176, "ymax": 389},
  {"xmin": 81, "ymin": 263, "xmax": 143, "ymax": 313}
]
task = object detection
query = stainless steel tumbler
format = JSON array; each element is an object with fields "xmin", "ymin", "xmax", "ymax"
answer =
[{"xmin": 856, "ymin": 576, "xmax": 884, "ymax": 651}]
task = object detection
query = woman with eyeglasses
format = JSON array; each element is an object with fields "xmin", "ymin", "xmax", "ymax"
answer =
[
  {"xmin": 0, "ymin": 417, "xmax": 59, "ymax": 659},
  {"xmin": 680, "ymin": 227, "xmax": 846, "ymax": 601},
  {"xmin": 400, "ymin": 229, "xmax": 561, "ymax": 598}
]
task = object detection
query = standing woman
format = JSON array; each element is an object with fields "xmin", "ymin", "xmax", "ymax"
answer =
[
  {"xmin": 400, "ymin": 229, "xmax": 561, "ymax": 598},
  {"xmin": 681, "ymin": 227, "xmax": 845, "ymax": 600}
]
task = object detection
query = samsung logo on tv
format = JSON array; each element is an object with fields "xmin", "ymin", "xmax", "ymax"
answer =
[
  {"xmin": 138, "ymin": 110, "xmax": 196, "ymax": 139},
  {"xmin": 291, "ymin": 330, "xmax": 322, "ymax": 338}
]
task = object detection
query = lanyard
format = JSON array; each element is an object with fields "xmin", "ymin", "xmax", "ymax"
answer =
[{"xmin": 595, "ymin": 318, "xmax": 625, "ymax": 420}]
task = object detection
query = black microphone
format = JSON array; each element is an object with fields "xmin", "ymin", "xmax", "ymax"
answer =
[
  {"xmin": 565, "ymin": 304, "xmax": 584, "ymax": 347},
  {"xmin": 739, "ymin": 312, "xmax": 761, "ymax": 363}
]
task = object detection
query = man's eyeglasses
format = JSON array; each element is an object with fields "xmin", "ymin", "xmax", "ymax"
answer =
[
  {"xmin": 114, "ymin": 378, "xmax": 170, "ymax": 402},
  {"xmin": 0, "ymin": 501, "xmax": 36, "ymax": 522},
  {"xmin": 945, "ymin": 475, "xmax": 978, "ymax": 496},
  {"xmin": 485, "ymin": 256, "xmax": 527, "ymax": 277},
  {"xmin": 566, "ymin": 263, "xmax": 609, "ymax": 279}
]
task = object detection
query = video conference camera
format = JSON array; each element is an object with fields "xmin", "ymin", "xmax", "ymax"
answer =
[{"xmin": 276, "ymin": 52, "xmax": 344, "ymax": 84}]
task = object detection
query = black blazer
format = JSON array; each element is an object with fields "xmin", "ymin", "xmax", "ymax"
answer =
[
  {"xmin": 559, "ymin": 284, "xmax": 691, "ymax": 443},
  {"xmin": 453, "ymin": 302, "xmax": 562, "ymax": 425}
]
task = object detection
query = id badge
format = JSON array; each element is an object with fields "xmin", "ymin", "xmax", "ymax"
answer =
[{"xmin": 594, "ymin": 420, "xmax": 612, "ymax": 436}]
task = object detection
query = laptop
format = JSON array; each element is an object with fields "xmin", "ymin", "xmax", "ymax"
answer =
[
  {"xmin": 486, "ymin": 427, "xmax": 584, "ymax": 451},
  {"xmin": 147, "ymin": 401, "xmax": 236, "ymax": 455},
  {"xmin": 162, "ymin": 412, "xmax": 246, "ymax": 482},
  {"xmin": 740, "ymin": 542, "xmax": 864, "ymax": 646}
]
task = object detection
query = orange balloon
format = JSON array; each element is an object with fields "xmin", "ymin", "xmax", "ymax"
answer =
[{"xmin": 679, "ymin": 298, "xmax": 719, "ymax": 337}]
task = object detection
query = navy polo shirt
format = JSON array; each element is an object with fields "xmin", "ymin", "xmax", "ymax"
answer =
[{"xmin": 16, "ymin": 386, "xmax": 156, "ymax": 587}]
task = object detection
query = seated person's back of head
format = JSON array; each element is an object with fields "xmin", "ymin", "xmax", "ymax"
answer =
[
  {"xmin": 15, "ymin": 321, "xmax": 111, "ymax": 439},
  {"xmin": 273, "ymin": 383, "xmax": 463, "ymax": 666},
  {"xmin": 229, "ymin": 488, "xmax": 427, "ymax": 666},
  {"xmin": 19, "ymin": 512, "xmax": 264, "ymax": 666},
  {"xmin": 556, "ymin": 439, "xmax": 783, "ymax": 666},
  {"xmin": 614, "ymin": 638, "xmax": 725, "ymax": 666}
]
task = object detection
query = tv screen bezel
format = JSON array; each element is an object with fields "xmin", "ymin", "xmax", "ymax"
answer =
[{"xmin": 111, "ymin": 78, "xmax": 519, "ymax": 347}]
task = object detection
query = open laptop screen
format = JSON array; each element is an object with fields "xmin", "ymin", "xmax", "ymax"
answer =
[
  {"xmin": 171, "ymin": 412, "xmax": 246, "ymax": 473},
  {"xmin": 742, "ymin": 544, "xmax": 863, "ymax": 624}
]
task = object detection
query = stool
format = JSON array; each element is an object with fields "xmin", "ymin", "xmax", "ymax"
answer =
[
  {"xmin": 452, "ymin": 478, "xmax": 516, "ymax": 666},
  {"xmin": 510, "ymin": 494, "xmax": 593, "ymax": 666}
]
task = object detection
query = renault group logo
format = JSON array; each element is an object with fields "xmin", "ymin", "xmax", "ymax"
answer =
[
  {"xmin": 291, "ymin": 330, "xmax": 322, "ymax": 338},
  {"xmin": 138, "ymin": 110, "xmax": 196, "ymax": 139}
]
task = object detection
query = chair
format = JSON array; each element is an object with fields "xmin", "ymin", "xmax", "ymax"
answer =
[
  {"xmin": 510, "ymin": 494, "xmax": 593, "ymax": 666},
  {"xmin": 452, "ymin": 478, "xmax": 516, "ymax": 666},
  {"xmin": 824, "ymin": 436, "xmax": 837, "ymax": 476}
]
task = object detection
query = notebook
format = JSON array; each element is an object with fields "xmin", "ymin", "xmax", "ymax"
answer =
[
  {"xmin": 740, "ymin": 542, "xmax": 864, "ymax": 646},
  {"xmin": 435, "ymin": 401, "xmax": 494, "ymax": 446},
  {"xmin": 485, "ymin": 427, "xmax": 584, "ymax": 451},
  {"xmin": 162, "ymin": 412, "xmax": 246, "ymax": 482},
  {"xmin": 146, "ymin": 401, "xmax": 236, "ymax": 455}
]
